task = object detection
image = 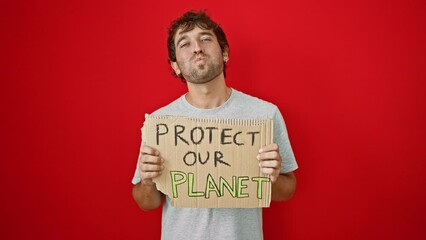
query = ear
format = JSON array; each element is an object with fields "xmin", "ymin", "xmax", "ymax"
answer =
[
  {"xmin": 170, "ymin": 61, "xmax": 181, "ymax": 75},
  {"xmin": 223, "ymin": 48, "xmax": 229, "ymax": 63}
]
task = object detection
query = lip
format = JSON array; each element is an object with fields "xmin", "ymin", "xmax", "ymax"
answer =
[
  {"xmin": 194, "ymin": 57, "xmax": 205, "ymax": 62},
  {"xmin": 193, "ymin": 54, "xmax": 207, "ymax": 62}
]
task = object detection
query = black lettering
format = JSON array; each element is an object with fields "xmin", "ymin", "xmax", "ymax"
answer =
[
  {"xmin": 183, "ymin": 151, "xmax": 197, "ymax": 166},
  {"xmin": 221, "ymin": 128, "xmax": 233, "ymax": 145},
  {"xmin": 214, "ymin": 151, "xmax": 231, "ymax": 167},
  {"xmin": 233, "ymin": 131, "xmax": 243, "ymax": 146},
  {"xmin": 190, "ymin": 127, "xmax": 204, "ymax": 144},
  {"xmin": 205, "ymin": 127, "xmax": 218, "ymax": 144},
  {"xmin": 156, "ymin": 124, "xmax": 168, "ymax": 145},
  {"xmin": 247, "ymin": 131, "xmax": 260, "ymax": 146},
  {"xmin": 198, "ymin": 151, "xmax": 210, "ymax": 164},
  {"xmin": 175, "ymin": 125, "xmax": 189, "ymax": 146}
]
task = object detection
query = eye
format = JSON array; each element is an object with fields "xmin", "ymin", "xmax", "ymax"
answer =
[
  {"xmin": 179, "ymin": 42, "xmax": 189, "ymax": 48},
  {"xmin": 201, "ymin": 37, "xmax": 212, "ymax": 42}
]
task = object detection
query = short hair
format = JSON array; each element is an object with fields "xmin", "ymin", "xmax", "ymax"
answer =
[{"xmin": 167, "ymin": 10, "xmax": 229, "ymax": 81}]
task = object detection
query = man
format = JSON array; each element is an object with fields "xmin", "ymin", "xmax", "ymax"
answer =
[{"xmin": 132, "ymin": 10, "xmax": 298, "ymax": 240}]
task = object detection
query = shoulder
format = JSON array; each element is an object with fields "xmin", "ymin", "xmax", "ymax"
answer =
[
  {"xmin": 150, "ymin": 94, "xmax": 185, "ymax": 116},
  {"xmin": 234, "ymin": 89, "xmax": 277, "ymax": 107},
  {"xmin": 232, "ymin": 89, "xmax": 279, "ymax": 115}
]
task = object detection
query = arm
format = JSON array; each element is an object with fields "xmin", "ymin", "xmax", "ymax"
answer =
[
  {"xmin": 271, "ymin": 172, "xmax": 296, "ymax": 201},
  {"xmin": 132, "ymin": 182, "xmax": 163, "ymax": 211},
  {"xmin": 132, "ymin": 145, "xmax": 165, "ymax": 211},
  {"xmin": 258, "ymin": 143, "xmax": 297, "ymax": 202}
]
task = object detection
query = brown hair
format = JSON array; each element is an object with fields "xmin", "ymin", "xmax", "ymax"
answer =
[{"xmin": 167, "ymin": 10, "xmax": 229, "ymax": 81}]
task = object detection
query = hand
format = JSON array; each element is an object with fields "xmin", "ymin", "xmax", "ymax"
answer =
[
  {"xmin": 257, "ymin": 143, "xmax": 282, "ymax": 183},
  {"xmin": 139, "ymin": 145, "xmax": 164, "ymax": 186}
]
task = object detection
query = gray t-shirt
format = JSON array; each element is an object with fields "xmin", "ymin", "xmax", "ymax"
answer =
[{"xmin": 132, "ymin": 89, "xmax": 298, "ymax": 240}]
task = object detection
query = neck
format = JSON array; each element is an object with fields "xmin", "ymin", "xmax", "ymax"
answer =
[{"xmin": 185, "ymin": 74, "xmax": 231, "ymax": 109}]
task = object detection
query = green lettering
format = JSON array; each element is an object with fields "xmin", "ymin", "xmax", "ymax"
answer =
[
  {"xmin": 205, "ymin": 174, "xmax": 221, "ymax": 199},
  {"xmin": 251, "ymin": 177, "xmax": 270, "ymax": 199},
  {"xmin": 188, "ymin": 173, "xmax": 204, "ymax": 197},
  {"xmin": 170, "ymin": 171, "xmax": 187, "ymax": 198},
  {"xmin": 237, "ymin": 176, "xmax": 249, "ymax": 198},
  {"xmin": 219, "ymin": 176, "xmax": 237, "ymax": 198}
]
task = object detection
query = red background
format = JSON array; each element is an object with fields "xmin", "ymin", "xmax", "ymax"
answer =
[{"xmin": 1, "ymin": 0, "xmax": 425, "ymax": 239}]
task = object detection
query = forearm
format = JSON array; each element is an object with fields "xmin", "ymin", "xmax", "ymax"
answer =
[
  {"xmin": 271, "ymin": 172, "xmax": 296, "ymax": 202},
  {"xmin": 132, "ymin": 182, "xmax": 163, "ymax": 211}
]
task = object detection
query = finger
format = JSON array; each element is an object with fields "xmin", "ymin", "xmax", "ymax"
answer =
[
  {"xmin": 259, "ymin": 160, "xmax": 281, "ymax": 169},
  {"xmin": 141, "ymin": 163, "xmax": 164, "ymax": 172},
  {"xmin": 261, "ymin": 167, "xmax": 276, "ymax": 175},
  {"xmin": 259, "ymin": 143, "xmax": 279, "ymax": 153},
  {"xmin": 260, "ymin": 167, "xmax": 280, "ymax": 183},
  {"xmin": 140, "ymin": 145, "xmax": 160, "ymax": 156},
  {"xmin": 140, "ymin": 155, "xmax": 164, "ymax": 164},
  {"xmin": 257, "ymin": 151, "xmax": 279, "ymax": 161}
]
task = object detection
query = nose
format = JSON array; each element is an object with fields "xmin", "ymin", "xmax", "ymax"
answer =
[{"xmin": 193, "ymin": 40, "xmax": 203, "ymax": 54}]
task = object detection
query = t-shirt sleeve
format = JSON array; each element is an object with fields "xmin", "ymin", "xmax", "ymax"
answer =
[
  {"xmin": 272, "ymin": 107, "xmax": 298, "ymax": 173},
  {"xmin": 131, "ymin": 135, "xmax": 146, "ymax": 185},
  {"xmin": 131, "ymin": 149, "xmax": 142, "ymax": 185}
]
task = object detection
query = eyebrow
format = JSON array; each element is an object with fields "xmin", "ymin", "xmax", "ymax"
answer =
[{"xmin": 176, "ymin": 31, "xmax": 214, "ymax": 47}]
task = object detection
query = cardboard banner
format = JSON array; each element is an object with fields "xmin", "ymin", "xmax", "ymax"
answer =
[{"xmin": 142, "ymin": 114, "xmax": 273, "ymax": 208}]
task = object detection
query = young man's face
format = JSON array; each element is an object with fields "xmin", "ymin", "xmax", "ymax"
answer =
[{"xmin": 171, "ymin": 26, "xmax": 228, "ymax": 84}]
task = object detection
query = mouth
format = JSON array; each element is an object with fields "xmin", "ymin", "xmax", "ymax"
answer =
[
  {"xmin": 193, "ymin": 54, "xmax": 207, "ymax": 63},
  {"xmin": 194, "ymin": 57, "xmax": 205, "ymax": 62}
]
